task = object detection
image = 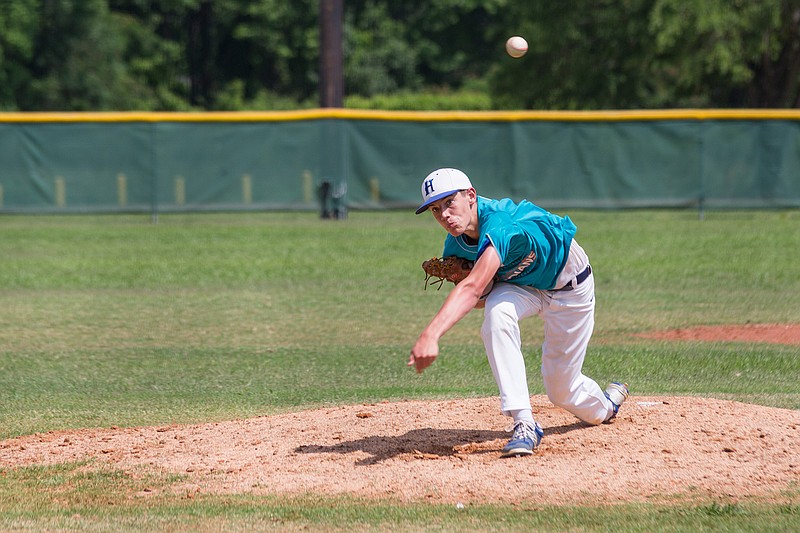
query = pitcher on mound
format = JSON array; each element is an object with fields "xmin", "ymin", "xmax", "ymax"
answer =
[{"xmin": 409, "ymin": 168, "xmax": 629, "ymax": 457}]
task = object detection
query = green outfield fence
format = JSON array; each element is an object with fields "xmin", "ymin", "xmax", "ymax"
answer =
[{"xmin": 1, "ymin": 109, "xmax": 799, "ymax": 215}]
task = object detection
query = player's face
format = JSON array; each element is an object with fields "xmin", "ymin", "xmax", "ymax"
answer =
[{"xmin": 429, "ymin": 189, "xmax": 475, "ymax": 237}]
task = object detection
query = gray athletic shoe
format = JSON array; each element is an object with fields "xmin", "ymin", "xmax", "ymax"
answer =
[
  {"xmin": 501, "ymin": 420, "xmax": 544, "ymax": 458},
  {"xmin": 604, "ymin": 382, "xmax": 629, "ymax": 419}
]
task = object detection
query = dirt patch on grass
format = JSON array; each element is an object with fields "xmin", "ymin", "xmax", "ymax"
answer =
[
  {"xmin": 637, "ymin": 323, "xmax": 800, "ymax": 345},
  {"xmin": 2, "ymin": 396, "xmax": 798, "ymax": 506}
]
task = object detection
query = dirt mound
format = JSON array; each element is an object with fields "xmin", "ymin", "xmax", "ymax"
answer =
[{"xmin": 2, "ymin": 396, "xmax": 798, "ymax": 505}]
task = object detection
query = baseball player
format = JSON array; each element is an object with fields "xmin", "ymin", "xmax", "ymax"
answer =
[{"xmin": 409, "ymin": 168, "xmax": 628, "ymax": 457}]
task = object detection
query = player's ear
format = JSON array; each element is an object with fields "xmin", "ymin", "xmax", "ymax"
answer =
[{"xmin": 465, "ymin": 188, "xmax": 477, "ymax": 204}]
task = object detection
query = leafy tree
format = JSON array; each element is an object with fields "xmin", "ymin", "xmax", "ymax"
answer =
[
  {"xmin": 649, "ymin": 0, "xmax": 800, "ymax": 107},
  {"xmin": 219, "ymin": 0, "xmax": 319, "ymax": 107},
  {"xmin": 21, "ymin": 0, "xmax": 141, "ymax": 110},
  {"xmin": 343, "ymin": 0, "xmax": 506, "ymax": 97},
  {"xmin": 0, "ymin": 1, "xmax": 38, "ymax": 110},
  {"xmin": 109, "ymin": 2, "xmax": 192, "ymax": 110},
  {"xmin": 489, "ymin": 0, "xmax": 660, "ymax": 109},
  {"xmin": 109, "ymin": 0, "xmax": 319, "ymax": 109},
  {"xmin": 344, "ymin": 1, "xmax": 421, "ymax": 96},
  {"xmin": 489, "ymin": 0, "xmax": 800, "ymax": 109},
  {"xmin": 3, "ymin": 1, "xmax": 800, "ymax": 110}
]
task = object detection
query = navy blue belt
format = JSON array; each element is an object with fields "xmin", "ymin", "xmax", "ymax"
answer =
[{"xmin": 552, "ymin": 265, "xmax": 592, "ymax": 291}]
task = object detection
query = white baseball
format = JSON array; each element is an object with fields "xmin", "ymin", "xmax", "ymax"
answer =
[{"xmin": 505, "ymin": 36, "xmax": 528, "ymax": 58}]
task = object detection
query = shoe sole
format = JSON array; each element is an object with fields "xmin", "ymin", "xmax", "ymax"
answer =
[{"xmin": 500, "ymin": 447, "xmax": 535, "ymax": 458}]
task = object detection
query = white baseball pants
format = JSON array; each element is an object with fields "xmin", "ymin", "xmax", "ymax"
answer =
[{"xmin": 480, "ymin": 253, "xmax": 615, "ymax": 425}]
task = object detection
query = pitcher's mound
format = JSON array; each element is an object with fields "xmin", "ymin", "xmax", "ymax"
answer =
[{"xmin": 2, "ymin": 396, "xmax": 798, "ymax": 505}]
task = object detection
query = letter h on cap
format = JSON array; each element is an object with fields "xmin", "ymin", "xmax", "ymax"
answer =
[{"xmin": 423, "ymin": 178, "xmax": 435, "ymax": 196}]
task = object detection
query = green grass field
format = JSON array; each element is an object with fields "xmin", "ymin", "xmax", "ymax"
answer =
[{"xmin": 1, "ymin": 210, "xmax": 799, "ymax": 531}]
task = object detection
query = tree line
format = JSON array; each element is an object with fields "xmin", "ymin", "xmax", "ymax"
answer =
[{"xmin": 1, "ymin": 0, "xmax": 799, "ymax": 111}]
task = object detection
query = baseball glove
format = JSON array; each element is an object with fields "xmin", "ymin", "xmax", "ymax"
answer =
[{"xmin": 421, "ymin": 256, "xmax": 474, "ymax": 290}]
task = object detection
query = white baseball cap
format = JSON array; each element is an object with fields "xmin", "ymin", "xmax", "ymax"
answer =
[{"xmin": 415, "ymin": 168, "xmax": 473, "ymax": 214}]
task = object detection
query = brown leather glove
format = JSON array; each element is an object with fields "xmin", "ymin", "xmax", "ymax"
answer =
[{"xmin": 421, "ymin": 256, "xmax": 474, "ymax": 290}]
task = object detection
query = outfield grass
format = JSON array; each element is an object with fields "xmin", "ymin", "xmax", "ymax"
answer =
[{"xmin": 1, "ymin": 210, "xmax": 799, "ymax": 531}]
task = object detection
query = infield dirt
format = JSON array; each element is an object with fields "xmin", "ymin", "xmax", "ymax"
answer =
[{"xmin": 1, "ymin": 395, "xmax": 798, "ymax": 506}]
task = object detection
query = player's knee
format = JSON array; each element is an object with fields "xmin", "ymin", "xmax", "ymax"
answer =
[
  {"xmin": 544, "ymin": 379, "xmax": 606, "ymax": 425},
  {"xmin": 543, "ymin": 379, "xmax": 577, "ymax": 410},
  {"xmin": 543, "ymin": 383, "xmax": 570, "ymax": 409},
  {"xmin": 583, "ymin": 413, "xmax": 606, "ymax": 426}
]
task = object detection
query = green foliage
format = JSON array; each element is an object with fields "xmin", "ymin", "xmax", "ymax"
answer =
[
  {"xmin": 3, "ymin": 1, "xmax": 800, "ymax": 110},
  {"xmin": 344, "ymin": 2, "xmax": 423, "ymax": 96},
  {"xmin": 490, "ymin": 0, "xmax": 800, "ymax": 109},
  {"xmin": 213, "ymin": 80, "xmax": 317, "ymax": 110},
  {"xmin": 345, "ymin": 88, "xmax": 493, "ymax": 110},
  {"xmin": 647, "ymin": 0, "xmax": 796, "ymax": 107},
  {"xmin": 0, "ymin": 0, "xmax": 38, "ymax": 110},
  {"xmin": 224, "ymin": 0, "xmax": 319, "ymax": 102},
  {"xmin": 20, "ymin": 0, "xmax": 128, "ymax": 110},
  {"xmin": 490, "ymin": 0, "xmax": 657, "ymax": 110}
]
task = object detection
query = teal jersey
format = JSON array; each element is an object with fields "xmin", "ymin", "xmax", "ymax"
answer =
[{"xmin": 442, "ymin": 196, "xmax": 576, "ymax": 290}]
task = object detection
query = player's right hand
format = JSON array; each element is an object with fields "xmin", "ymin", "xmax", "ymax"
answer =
[{"xmin": 409, "ymin": 336, "xmax": 438, "ymax": 373}]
